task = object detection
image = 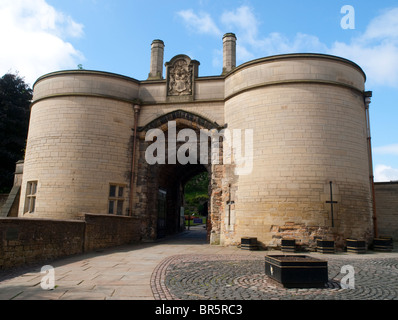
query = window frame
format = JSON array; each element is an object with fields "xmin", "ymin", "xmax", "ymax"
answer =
[
  {"xmin": 24, "ymin": 181, "xmax": 38, "ymax": 214},
  {"xmin": 108, "ymin": 184, "xmax": 126, "ymax": 216}
]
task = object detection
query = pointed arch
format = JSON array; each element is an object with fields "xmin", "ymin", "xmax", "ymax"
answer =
[{"xmin": 138, "ymin": 109, "xmax": 223, "ymax": 132}]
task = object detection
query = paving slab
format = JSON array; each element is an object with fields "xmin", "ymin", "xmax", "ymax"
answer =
[{"xmin": 1, "ymin": 225, "xmax": 397, "ymax": 300}]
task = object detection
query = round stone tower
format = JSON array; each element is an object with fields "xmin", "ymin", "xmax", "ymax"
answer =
[
  {"xmin": 223, "ymin": 53, "xmax": 373, "ymax": 249},
  {"xmin": 19, "ymin": 70, "xmax": 140, "ymax": 219}
]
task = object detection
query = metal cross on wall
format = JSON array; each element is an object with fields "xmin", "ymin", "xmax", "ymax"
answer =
[
  {"xmin": 326, "ymin": 181, "xmax": 338, "ymax": 227},
  {"xmin": 226, "ymin": 184, "xmax": 234, "ymax": 226},
  {"xmin": 226, "ymin": 200, "xmax": 235, "ymax": 226}
]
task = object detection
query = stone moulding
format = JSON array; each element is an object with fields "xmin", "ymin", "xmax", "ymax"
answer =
[
  {"xmin": 138, "ymin": 109, "xmax": 223, "ymax": 132},
  {"xmin": 225, "ymin": 53, "xmax": 367, "ymax": 81}
]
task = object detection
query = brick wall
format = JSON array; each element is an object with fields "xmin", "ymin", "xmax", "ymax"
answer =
[
  {"xmin": 0, "ymin": 214, "xmax": 140, "ymax": 270},
  {"xmin": 375, "ymin": 182, "xmax": 398, "ymax": 239}
]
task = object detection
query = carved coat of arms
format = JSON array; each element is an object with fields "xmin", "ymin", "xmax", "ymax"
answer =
[{"xmin": 168, "ymin": 59, "xmax": 193, "ymax": 96}]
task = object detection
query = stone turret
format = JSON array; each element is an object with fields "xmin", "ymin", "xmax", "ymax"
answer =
[
  {"xmin": 222, "ymin": 33, "xmax": 237, "ymax": 75},
  {"xmin": 148, "ymin": 39, "xmax": 165, "ymax": 80}
]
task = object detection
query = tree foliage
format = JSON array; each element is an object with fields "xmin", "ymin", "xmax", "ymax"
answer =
[
  {"xmin": 0, "ymin": 73, "xmax": 32, "ymax": 193},
  {"xmin": 184, "ymin": 171, "xmax": 209, "ymax": 216}
]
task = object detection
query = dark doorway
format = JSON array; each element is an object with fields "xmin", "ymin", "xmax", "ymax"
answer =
[
  {"xmin": 157, "ymin": 189, "xmax": 167, "ymax": 238},
  {"xmin": 156, "ymin": 163, "xmax": 209, "ymax": 239}
]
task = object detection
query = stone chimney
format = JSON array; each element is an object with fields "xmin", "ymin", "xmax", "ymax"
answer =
[
  {"xmin": 148, "ymin": 39, "xmax": 165, "ymax": 80},
  {"xmin": 222, "ymin": 33, "xmax": 237, "ymax": 75}
]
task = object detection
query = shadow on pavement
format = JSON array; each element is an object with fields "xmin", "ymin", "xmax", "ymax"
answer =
[{"xmin": 156, "ymin": 224, "xmax": 208, "ymax": 245}]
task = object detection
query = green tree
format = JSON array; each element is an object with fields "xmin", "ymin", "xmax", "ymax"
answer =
[
  {"xmin": 184, "ymin": 172, "xmax": 209, "ymax": 216},
  {"xmin": 0, "ymin": 73, "xmax": 32, "ymax": 193}
]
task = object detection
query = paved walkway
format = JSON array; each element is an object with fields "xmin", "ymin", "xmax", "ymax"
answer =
[{"xmin": 0, "ymin": 225, "xmax": 397, "ymax": 300}]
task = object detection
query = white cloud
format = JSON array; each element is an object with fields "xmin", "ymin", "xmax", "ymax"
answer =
[
  {"xmin": 373, "ymin": 144, "xmax": 398, "ymax": 155},
  {"xmin": 0, "ymin": 0, "xmax": 84, "ymax": 86},
  {"xmin": 177, "ymin": 9, "xmax": 222, "ymax": 36},
  {"xmin": 330, "ymin": 7, "xmax": 398, "ymax": 88},
  {"xmin": 221, "ymin": 6, "xmax": 259, "ymax": 45},
  {"xmin": 362, "ymin": 7, "xmax": 398, "ymax": 42},
  {"xmin": 331, "ymin": 41, "xmax": 398, "ymax": 87},
  {"xmin": 177, "ymin": 5, "xmax": 398, "ymax": 88},
  {"xmin": 178, "ymin": 6, "xmax": 328, "ymax": 65},
  {"xmin": 374, "ymin": 164, "xmax": 398, "ymax": 182}
]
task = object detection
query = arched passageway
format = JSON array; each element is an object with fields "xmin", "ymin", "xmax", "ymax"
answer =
[
  {"xmin": 157, "ymin": 163, "xmax": 209, "ymax": 239},
  {"xmin": 134, "ymin": 112, "xmax": 224, "ymax": 243}
]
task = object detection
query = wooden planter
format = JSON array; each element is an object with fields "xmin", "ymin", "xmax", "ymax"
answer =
[
  {"xmin": 265, "ymin": 255, "xmax": 328, "ymax": 288},
  {"xmin": 281, "ymin": 239, "xmax": 296, "ymax": 253},
  {"xmin": 317, "ymin": 240, "xmax": 335, "ymax": 254},
  {"xmin": 241, "ymin": 237, "xmax": 258, "ymax": 251},
  {"xmin": 346, "ymin": 239, "xmax": 366, "ymax": 254},
  {"xmin": 373, "ymin": 237, "xmax": 393, "ymax": 252}
]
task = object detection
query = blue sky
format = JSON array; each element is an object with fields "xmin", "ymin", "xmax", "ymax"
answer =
[{"xmin": 1, "ymin": 0, "xmax": 397, "ymax": 181}]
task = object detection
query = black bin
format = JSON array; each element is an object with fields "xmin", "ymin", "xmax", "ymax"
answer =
[
  {"xmin": 317, "ymin": 240, "xmax": 335, "ymax": 254},
  {"xmin": 373, "ymin": 237, "xmax": 393, "ymax": 252},
  {"xmin": 241, "ymin": 237, "xmax": 258, "ymax": 250},
  {"xmin": 346, "ymin": 239, "xmax": 366, "ymax": 254},
  {"xmin": 281, "ymin": 239, "xmax": 296, "ymax": 253}
]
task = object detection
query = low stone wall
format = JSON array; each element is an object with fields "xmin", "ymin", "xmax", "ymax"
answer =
[
  {"xmin": 0, "ymin": 214, "xmax": 141, "ymax": 270},
  {"xmin": 84, "ymin": 214, "xmax": 141, "ymax": 252},
  {"xmin": 375, "ymin": 182, "xmax": 398, "ymax": 239}
]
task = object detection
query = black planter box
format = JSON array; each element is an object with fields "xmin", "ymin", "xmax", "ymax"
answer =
[
  {"xmin": 346, "ymin": 239, "xmax": 366, "ymax": 254},
  {"xmin": 373, "ymin": 237, "xmax": 393, "ymax": 252},
  {"xmin": 241, "ymin": 237, "xmax": 258, "ymax": 250},
  {"xmin": 317, "ymin": 240, "xmax": 335, "ymax": 254},
  {"xmin": 281, "ymin": 239, "xmax": 296, "ymax": 253},
  {"xmin": 264, "ymin": 255, "xmax": 328, "ymax": 288}
]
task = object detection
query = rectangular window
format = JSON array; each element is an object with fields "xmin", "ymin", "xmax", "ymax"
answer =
[
  {"xmin": 24, "ymin": 181, "xmax": 38, "ymax": 214},
  {"xmin": 108, "ymin": 184, "xmax": 125, "ymax": 216}
]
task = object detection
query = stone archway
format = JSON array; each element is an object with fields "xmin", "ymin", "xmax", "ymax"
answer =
[{"xmin": 133, "ymin": 111, "xmax": 225, "ymax": 243}]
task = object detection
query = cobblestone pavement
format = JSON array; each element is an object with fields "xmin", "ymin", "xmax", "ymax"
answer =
[
  {"xmin": 153, "ymin": 253, "xmax": 398, "ymax": 300},
  {"xmin": 151, "ymin": 226, "xmax": 398, "ymax": 300},
  {"xmin": 1, "ymin": 225, "xmax": 398, "ymax": 300}
]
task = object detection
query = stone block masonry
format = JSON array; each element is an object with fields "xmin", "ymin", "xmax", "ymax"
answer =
[
  {"xmin": 375, "ymin": 182, "xmax": 398, "ymax": 239},
  {"xmin": 0, "ymin": 214, "xmax": 140, "ymax": 270},
  {"xmin": 20, "ymin": 33, "xmax": 376, "ymax": 250},
  {"xmin": 83, "ymin": 213, "xmax": 140, "ymax": 252}
]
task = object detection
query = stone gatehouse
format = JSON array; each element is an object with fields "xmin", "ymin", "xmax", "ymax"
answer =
[{"xmin": 17, "ymin": 33, "xmax": 376, "ymax": 249}]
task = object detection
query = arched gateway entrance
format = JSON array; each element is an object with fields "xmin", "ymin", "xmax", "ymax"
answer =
[
  {"xmin": 156, "ymin": 163, "xmax": 208, "ymax": 238},
  {"xmin": 133, "ymin": 110, "xmax": 225, "ymax": 243}
]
